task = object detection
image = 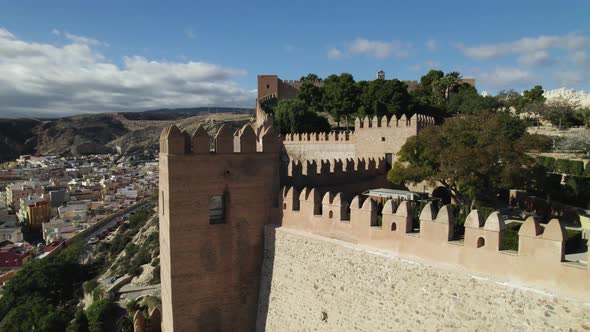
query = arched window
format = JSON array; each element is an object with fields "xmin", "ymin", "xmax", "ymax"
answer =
[
  {"xmin": 477, "ymin": 237, "xmax": 485, "ymax": 248},
  {"xmin": 329, "ymin": 211, "xmax": 333, "ymax": 219},
  {"xmin": 391, "ymin": 223, "xmax": 397, "ymax": 231},
  {"xmin": 283, "ymin": 203, "xmax": 287, "ymax": 210}
]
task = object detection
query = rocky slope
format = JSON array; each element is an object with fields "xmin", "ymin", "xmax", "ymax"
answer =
[
  {"xmin": 35, "ymin": 114, "xmax": 129, "ymax": 156},
  {"xmin": 0, "ymin": 118, "xmax": 41, "ymax": 162},
  {"xmin": 0, "ymin": 108, "xmax": 254, "ymax": 162}
]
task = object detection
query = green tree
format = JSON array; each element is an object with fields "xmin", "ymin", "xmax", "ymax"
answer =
[
  {"xmin": 412, "ymin": 69, "xmax": 444, "ymax": 105},
  {"xmin": 387, "ymin": 112, "xmax": 547, "ymax": 205},
  {"xmin": 0, "ymin": 297, "xmax": 67, "ymax": 332},
  {"xmin": 86, "ymin": 299, "xmax": 115, "ymax": 332},
  {"xmin": 496, "ymin": 89, "xmax": 523, "ymax": 110},
  {"xmin": 358, "ymin": 78, "xmax": 411, "ymax": 117},
  {"xmin": 274, "ymin": 99, "xmax": 330, "ymax": 134},
  {"xmin": 522, "ymin": 85, "xmax": 546, "ymax": 105},
  {"xmin": 446, "ymin": 85, "xmax": 500, "ymax": 115},
  {"xmin": 543, "ymin": 95, "xmax": 583, "ymax": 129},
  {"xmin": 297, "ymin": 81, "xmax": 323, "ymax": 113},
  {"xmin": 299, "ymin": 73, "xmax": 320, "ymax": 82},
  {"xmin": 116, "ymin": 316, "xmax": 133, "ymax": 332},
  {"xmin": 321, "ymin": 73, "xmax": 359, "ymax": 127},
  {"xmin": 73, "ymin": 308, "xmax": 90, "ymax": 332}
]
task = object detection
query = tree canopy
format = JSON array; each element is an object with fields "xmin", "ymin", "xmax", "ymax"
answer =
[
  {"xmin": 387, "ymin": 112, "xmax": 550, "ymax": 205},
  {"xmin": 274, "ymin": 99, "xmax": 330, "ymax": 135}
]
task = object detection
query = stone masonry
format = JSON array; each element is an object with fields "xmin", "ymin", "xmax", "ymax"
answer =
[{"xmin": 257, "ymin": 226, "xmax": 590, "ymax": 331}]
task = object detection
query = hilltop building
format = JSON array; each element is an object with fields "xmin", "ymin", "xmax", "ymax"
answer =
[{"xmin": 155, "ymin": 75, "xmax": 589, "ymax": 331}]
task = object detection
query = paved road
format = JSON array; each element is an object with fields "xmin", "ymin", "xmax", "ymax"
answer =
[{"xmin": 84, "ymin": 201, "xmax": 153, "ymax": 243}]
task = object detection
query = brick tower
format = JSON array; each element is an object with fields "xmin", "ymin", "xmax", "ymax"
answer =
[{"xmin": 159, "ymin": 123, "xmax": 280, "ymax": 331}]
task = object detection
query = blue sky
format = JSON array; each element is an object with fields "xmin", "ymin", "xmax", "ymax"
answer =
[{"xmin": 0, "ymin": 0, "xmax": 589, "ymax": 117}]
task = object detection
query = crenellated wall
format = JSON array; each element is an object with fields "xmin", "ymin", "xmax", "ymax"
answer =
[
  {"xmin": 278, "ymin": 186, "xmax": 590, "ymax": 300},
  {"xmin": 282, "ymin": 157, "xmax": 389, "ymax": 199},
  {"xmin": 281, "ymin": 114, "xmax": 436, "ymax": 161},
  {"xmin": 257, "ymin": 225, "xmax": 590, "ymax": 331}
]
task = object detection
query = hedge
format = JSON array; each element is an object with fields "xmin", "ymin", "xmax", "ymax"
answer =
[
  {"xmin": 536, "ymin": 156, "xmax": 556, "ymax": 172},
  {"xmin": 553, "ymin": 158, "xmax": 584, "ymax": 176}
]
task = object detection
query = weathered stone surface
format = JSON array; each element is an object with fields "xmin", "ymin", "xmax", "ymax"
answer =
[{"xmin": 257, "ymin": 226, "xmax": 590, "ymax": 332}]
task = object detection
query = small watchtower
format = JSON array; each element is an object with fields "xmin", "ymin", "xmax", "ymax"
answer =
[{"xmin": 376, "ymin": 69, "xmax": 385, "ymax": 80}]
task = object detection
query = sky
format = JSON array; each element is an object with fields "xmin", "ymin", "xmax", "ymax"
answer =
[{"xmin": 0, "ymin": 0, "xmax": 589, "ymax": 117}]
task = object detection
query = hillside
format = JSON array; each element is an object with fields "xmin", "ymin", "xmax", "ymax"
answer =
[
  {"xmin": 0, "ymin": 118, "xmax": 41, "ymax": 162},
  {"xmin": 0, "ymin": 108, "xmax": 254, "ymax": 162},
  {"xmin": 108, "ymin": 113, "xmax": 252, "ymax": 157}
]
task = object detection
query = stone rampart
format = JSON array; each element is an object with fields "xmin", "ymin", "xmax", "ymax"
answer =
[
  {"xmin": 278, "ymin": 186, "xmax": 590, "ymax": 300},
  {"xmin": 257, "ymin": 225, "xmax": 590, "ymax": 331},
  {"xmin": 282, "ymin": 158, "xmax": 389, "ymax": 199},
  {"xmin": 281, "ymin": 114, "xmax": 435, "ymax": 161}
]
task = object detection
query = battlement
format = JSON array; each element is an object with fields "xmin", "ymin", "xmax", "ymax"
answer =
[
  {"xmin": 283, "ymin": 131, "xmax": 351, "ymax": 143},
  {"xmin": 354, "ymin": 114, "xmax": 435, "ymax": 130},
  {"xmin": 279, "ymin": 186, "xmax": 590, "ymax": 298},
  {"xmin": 286, "ymin": 157, "xmax": 386, "ymax": 178},
  {"xmin": 258, "ymin": 93, "xmax": 278, "ymax": 104},
  {"xmin": 159, "ymin": 123, "xmax": 280, "ymax": 155}
]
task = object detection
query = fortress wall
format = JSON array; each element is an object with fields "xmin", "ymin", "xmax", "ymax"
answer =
[
  {"xmin": 257, "ymin": 225, "xmax": 590, "ymax": 331},
  {"xmin": 353, "ymin": 114, "xmax": 434, "ymax": 159},
  {"xmin": 275, "ymin": 187, "xmax": 590, "ymax": 301},
  {"xmin": 281, "ymin": 114, "xmax": 435, "ymax": 162},
  {"xmin": 283, "ymin": 143, "xmax": 356, "ymax": 161},
  {"xmin": 282, "ymin": 158, "xmax": 389, "ymax": 200}
]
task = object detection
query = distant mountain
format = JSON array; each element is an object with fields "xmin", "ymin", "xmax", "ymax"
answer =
[
  {"xmin": 0, "ymin": 118, "xmax": 41, "ymax": 162},
  {"xmin": 121, "ymin": 107, "xmax": 253, "ymax": 121},
  {"xmin": 0, "ymin": 107, "xmax": 254, "ymax": 163}
]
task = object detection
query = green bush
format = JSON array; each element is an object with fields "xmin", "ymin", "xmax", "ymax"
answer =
[
  {"xmin": 503, "ymin": 223, "xmax": 521, "ymax": 251},
  {"xmin": 569, "ymin": 160, "xmax": 584, "ymax": 176},
  {"xmin": 83, "ymin": 279, "xmax": 99, "ymax": 295},
  {"xmin": 556, "ymin": 159, "xmax": 584, "ymax": 175},
  {"xmin": 72, "ymin": 308, "xmax": 89, "ymax": 332},
  {"xmin": 86, "ymin": 298, "xmax": 115, "ymax": 332},
  {"xmin": 536, "ymin": 156, "xmax": 556, "ymax": 172}
]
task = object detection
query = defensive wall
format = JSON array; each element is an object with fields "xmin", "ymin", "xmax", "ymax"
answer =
[
  {"xmin": 282, "ymin": 157, "xmax": 389, "ymax": 201},
  {"xmin": 159, "ymin": 123, "xmax": 280, "ymax": 332},
  {"xmin": 254, "ymin": 186, "xmax": 590, "ymax": 330},
  {"xmin": 277, "ymin": 187, "xmax": 590, "ymax": 298},
  {"xmin": 282, "ymin": 114, "xmax": 435, "ymax": 161},
  {"xmin": 257, "ymin": 226, "xmax": 590, "ymax": 331}
]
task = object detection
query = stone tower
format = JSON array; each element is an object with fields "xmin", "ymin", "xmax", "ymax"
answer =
[
  {"xmin": 376, "ymin": 69, "xmax": 385, "ymax": 79},
  {"xmin": 159, "ymin": 123, "xmax": 280, "ymax": 331}
]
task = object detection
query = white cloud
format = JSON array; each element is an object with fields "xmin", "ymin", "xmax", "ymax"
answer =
[
  {"xmin": 554, "ymin": 71, "xmax": 585, "ymax": 86},
  {"xmin": 0, "ymin": 27, "xmax": 255, "ymax": 117},
  {"xmin": 64, "ymin": 32, "xmax": 105, "ymax": 46},
  {"xmin": 570, "ymin": 51, "xmax": 590, "ymax": 68},
  {"xmin": 457, "ymin": 33, "xmax": 589, "ymax": 60},
  {"xmin": 425, "ymin": 38, "xmax": 437, "ymax": 51},
  {"xmin": 327, "ymin": 38, "xmax": 411, "ymax": 60},
  {"xmin": 327, "ymin": 47, "xmax": 343, "ymax": 60},
  {"xmin": 477, "ymin": 67, "xmax": 535, "ymax": 88},
  {"xmin": 51, "ymin": 29, "xmax": 60, "ymax": 36},
  {"xmin": 408, "ymin": 60, "xmax": 440, "ymax": 72},
  {"xmin": 518, "ymin": 50, "xmax": 553, "ymax": 66}
]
